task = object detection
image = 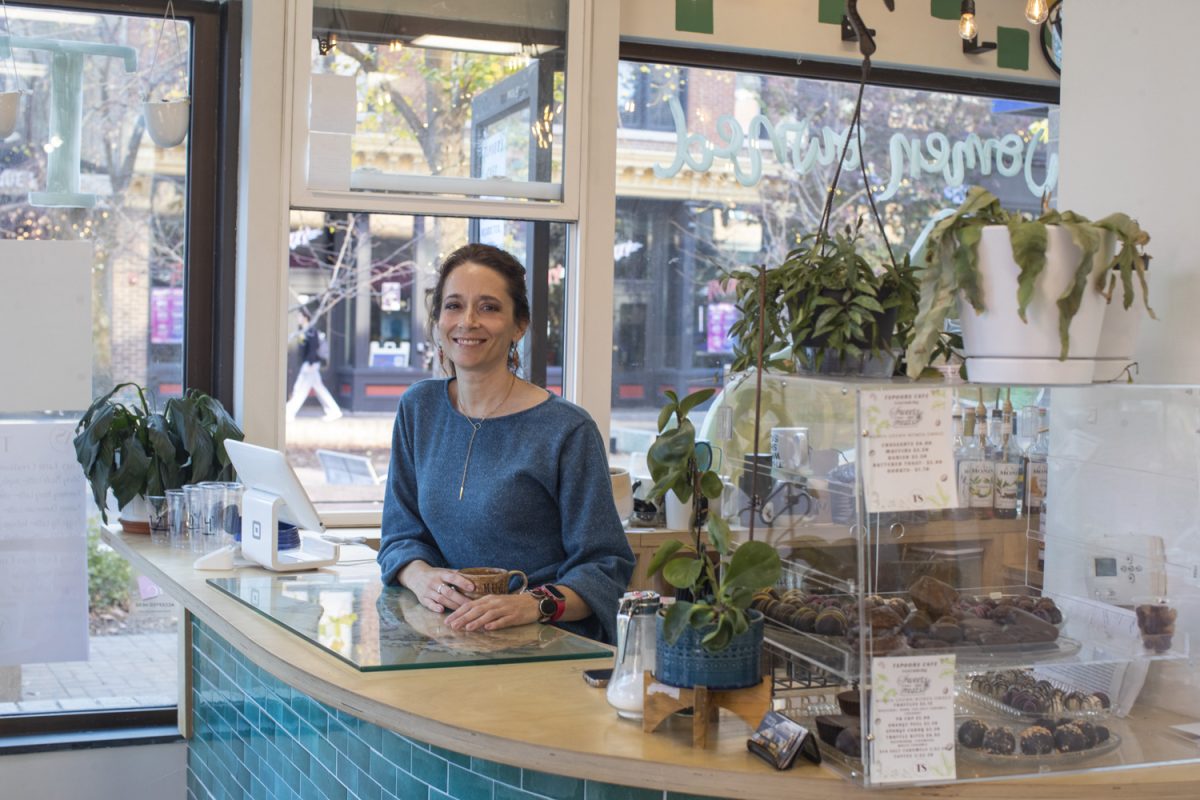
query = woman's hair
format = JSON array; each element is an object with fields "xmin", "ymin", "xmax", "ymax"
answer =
[{"xmin": 428, "ymin": 243, "xmax": 530, "ymax": 376}]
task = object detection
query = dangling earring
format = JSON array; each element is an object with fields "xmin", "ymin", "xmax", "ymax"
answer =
[{"xmin": 508, "ymin": 341, "xmax": 520, "ymax": 373}]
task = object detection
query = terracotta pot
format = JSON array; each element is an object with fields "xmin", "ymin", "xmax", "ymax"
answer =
[
  {"xmin": 143, "ymin": 97, "xmax": 190, "ymax": 148},
  {"xmin": 118, "ymin": 494, "xmax": 151, "ymax": 534},
  {"xmin": 0, "ymin": 91, "xmax": 20, "ymax": 139}
]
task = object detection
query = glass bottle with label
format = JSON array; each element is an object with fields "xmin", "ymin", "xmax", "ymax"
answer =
[
  {"xmin": 960, "ymin": 403, "xmax": 994, "ymax": 520},
  {"xmin": 1024, "ymin": 408, "xmax": 1050, "ymax": 520},
  {"xmin": 992, "ymin": 403, "xmax": 1023, "ymax": 519},
  {"xmin": 949, "ymin": 402, "xmax": 969, "ymax": 521}
]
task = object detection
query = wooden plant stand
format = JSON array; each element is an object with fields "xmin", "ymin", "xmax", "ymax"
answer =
[{"xmin": 642, "ymin": 671, "xmax": 772, "ymax": 748}]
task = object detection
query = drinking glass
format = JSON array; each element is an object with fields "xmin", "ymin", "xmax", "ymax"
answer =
[
  {"xmin": 221, "ymin": 482, "xmax": 244, "ymax": 546},
  {"xmin": 147, "ymin": 495, "xmax": 169, "ymax": 547},
  {"xmin": 166, "ymin": 489, "xmax": 188, "ymax": 549},
  {"xmin": 184, "ymin": 485, "xmax": 207, "ymax": 553},
  {"xmin": 1016, "ymin": 406, "xmax": 1039, "ymax": 453},
  {"xmin": 199, "ymin": 482, "xmax": 227, "ymax": 552}
]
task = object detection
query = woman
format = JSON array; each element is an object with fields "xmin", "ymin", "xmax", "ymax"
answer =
[{"xmin": 377, "ymin": 244, "xmax": 634, "ymax": 644}]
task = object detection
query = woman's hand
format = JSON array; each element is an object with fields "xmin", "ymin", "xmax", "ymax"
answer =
[
  {"xmin": 398, "ymin": 561, "xmax": 476, "ymax": 613},
  {"xmin": 445, "ymin": 593, "xmax": 540, "ymax": 632}
]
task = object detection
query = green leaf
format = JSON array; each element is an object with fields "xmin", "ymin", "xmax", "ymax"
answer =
[
  {"xmin": 645, "ymin": 539, "xmax": 685, "ymax": 578},
  {"xmin": 953, "ymin": 225, "xmax": 986, "ymax": 312},
  {"xmin": 656, "ymin": 401, "xmax": 676, "ymax": 435},
  {"xmin": 707, "ymin": 514, "xmax": 731, "ymax": 556},
  {"xmin": 1007, "ymin": 219, "xmax": 1048, "ymax": 322},
  {"xmin": 722, "ymin": 540, "xmax": 782, "ymax": 594},
  {"xmin": 663, "ymin": 556, "xmax": 704, "ymax": 589},
  {"xmin": 699, "ymin": 470, "xmax": 724, "ymax": 500},
  {"xmin": 1055, "ymin": 220, "xmax": 1102, "ymax": 360},
  {"xmin": 109, "ymin": 435, "xmax": 150, "ymax": 509},
  {"xmin": 700, "ymin": 615, "xmax": 733, "ymax": 652},
  {"xmin": 687, "ymin": 604, "xmax": 716, "ymax": 629},
  {"xmin": 851, "ymin": 294, "xmax": 884, "ymax": 314},
  {"xmin": 677, "ymin": 388, "xmax": 715, "ymax": 419},
  {"xmin": 662, "ymin": 601, "xmax": 693, "ymax": 645}
]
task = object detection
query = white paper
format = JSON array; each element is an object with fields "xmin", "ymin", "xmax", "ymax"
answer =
[
  {"xmin": 0, "ymin": 420, "xmax": 89, "ymax": 666},
  {"xmin": 869, "ymin": 654, "xmax": 957, "ymax": 784},
  {"xmin": 861, "ymin": 388, "xmax": 958, "ymax": 513},
  {"xmin": 0, "ymin": 241, "xmax": 92, "ymax": 413}
]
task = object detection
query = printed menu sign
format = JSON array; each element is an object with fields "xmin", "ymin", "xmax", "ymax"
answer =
[
  {"xmin": 869, "ymin": 654, "xmax": 957, "ymax": 784},
  {"xmin": 861, "ymin": 389, "xmax": 957, "ymax": 513}
]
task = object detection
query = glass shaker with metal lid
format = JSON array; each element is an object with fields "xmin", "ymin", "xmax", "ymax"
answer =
[{"xmin": 606, "ymin": 591, "xmax": 661, "ymax": 719}]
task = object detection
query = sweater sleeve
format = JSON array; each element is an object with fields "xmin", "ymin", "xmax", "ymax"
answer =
[
  {"xmin": 551, "ymin": 419, "xmax": 636, "ymax": 645},
  {"xmin": 377, "ymin": 399, "xmax": 446, "ymax": 586}
]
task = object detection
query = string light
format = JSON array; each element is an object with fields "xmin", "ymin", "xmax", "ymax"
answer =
[
  {"xmin": 1025, "ymin": 0, "xmax": 1049, "ymax": 25},
  {"xmin": 958, "ymin": 0, "xmax": 978, "ymax": 41}
]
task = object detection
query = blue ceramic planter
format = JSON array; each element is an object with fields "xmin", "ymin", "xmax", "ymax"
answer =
[{"xmin": 653, "ymin": 609, "xmax": 765, "ymax": 690}]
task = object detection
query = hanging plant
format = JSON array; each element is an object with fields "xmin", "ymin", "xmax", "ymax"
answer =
[
  {"xmin": 0, "ymin": 0, "xmax": 23, "ymax": 138},
  {"xmin": 142, "ymin": 0, "xmax": 190, "ymax": 148}
]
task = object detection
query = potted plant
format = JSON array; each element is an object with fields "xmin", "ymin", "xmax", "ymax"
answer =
[
  {"xmin": 73, "ymin": 382, "xmax": 244, "ymax": 527},
  {"xmin": 142, "ymin": 1, "xmax": 191, "ymax": 148},
  {"xmin": 645, "ymin": 387, "xmax": 782, "ymax": 689},
  {"xmin": 905, "ymin": 186, "xmax": 1153, "ymax": 383},
  {"xmin": 728, "ymin": 218, "xmax": 919, "ymax": 377}
]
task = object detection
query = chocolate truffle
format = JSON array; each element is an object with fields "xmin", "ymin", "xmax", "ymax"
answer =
[
  {"xmin": 1092, "ymin": 691, "xmax": 1112, "ymax": 710},
  {"xmin": 1094, "ymin": 725, "xmax": 1111, "ymax": 743},
  {"xmin": 1032, "ymin": 717, "xmax": 1059, "ymax": 734},
  {"xmin": 1054, "ymin": 723, "xmax": 1088, "ymax": 752},
  {"xmin": 930, "ymin": 617, "xmax": 964, "ymax": 644},
  {"xmin": 867, "ymin": 605, "xmax": 904, "ymax": 631},
  {"xmin": 1019, "ymin": 725, "xmax": 1055, "ymax": 755},
  {"xmin": 835, "ymin": 727, "xmax": 863, "ymax": 758},
  {"xmin": 909, "ymin": 575, "xmax": 960, "ymax": 620},
  {"xmin": 957, "ymin": 719, "xmax": 988, "ymax": 749},
  {"xmin": 1074, "ymin": 720, "xmax": 1098, "ymax": 749},
  {"xmin": 794, "ymin": 607, "xmax": 818, "ymax": 632},
  {"xmin": 902, "ymin": 610, "xmax": 933, "ymax": 635},
  {"xmin": 886, "ymin": 597, "xmax": 911, "ymax": 618},
  {"xmin": 982, "ymin": 726, "xmax": 1016, "ymax": 755},
  {"xmin": 814, "ymin": 608, "xmax": 848, "ymax": 637}
]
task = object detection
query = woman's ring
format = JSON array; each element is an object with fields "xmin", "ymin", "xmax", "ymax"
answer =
[{"xmin": 436, "ymin": 584, "xmax": 445, "ymax": 595}]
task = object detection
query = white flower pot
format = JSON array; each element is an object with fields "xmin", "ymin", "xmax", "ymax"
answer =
[
  {"xmin": 609, "ymin": 466, "xmax": 634, "ymax": 524},
  {"xmin": 0, "ymin": 91, "xmax": 20, "ymax": 139},
  {"xmin": 1093, "ymin": 273, "xmax": 1147, "ymax": 382},
  {"xmin": 958, "ymin": 225, "xmax": 1111, "ymax": 385},
  {"xmin": 143, "ymin": 97, "xmax": 190, "ymax": 148}
]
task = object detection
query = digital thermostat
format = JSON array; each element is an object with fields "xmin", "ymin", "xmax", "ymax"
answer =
[{"xmin": 1084, "ymin": 534, "xmax": 1166, "ymax": 604}]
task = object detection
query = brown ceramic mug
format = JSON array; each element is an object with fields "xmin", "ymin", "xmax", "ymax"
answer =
[{"xmin": 456, "ymin": 567, "xmax": 528, "ymax": 600}]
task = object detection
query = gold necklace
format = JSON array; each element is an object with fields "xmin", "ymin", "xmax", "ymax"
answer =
[{"xmin": 457, "ymin": 373, "xmax": 516, "ymax": 500}]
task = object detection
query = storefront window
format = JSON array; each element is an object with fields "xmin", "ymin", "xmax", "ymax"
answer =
[
  {"xmin": 306, "ymin": 0, "xmax": 567, "ymax": 200},
  {"xmin": 0, "ymin": 5, "xmax": 196, "ymax": 722},
  {"xmin": 610, "ymin": 60, "xmax": 1058, "ymax": 461},
  {"xmin": 285, "ymin": 212, "xmax": 568, "ymax": 507}
]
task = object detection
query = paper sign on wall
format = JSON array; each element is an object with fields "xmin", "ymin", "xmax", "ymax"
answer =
[
  {"xmin": 0, "ymin": 420, "xmax": 89, "ymax": 666},
  {"xmin": 861, "ymin": 388, "xmax": 957, "ymax": 513},
  {"xmin": 869, "ymin": 654, "xmax": 957, "ymax": 784},
  {"xmin": 0, "ymin": 241, "xmax": 92, "ymax": 413}
]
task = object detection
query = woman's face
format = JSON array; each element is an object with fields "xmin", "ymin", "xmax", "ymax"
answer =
[{"xmin": 436, "ymin": 262, "xmax": 527, "ymax": 375}]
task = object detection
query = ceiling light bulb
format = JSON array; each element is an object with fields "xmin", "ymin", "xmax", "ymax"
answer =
[
  {"xmin": 958, "ymin": 12, "xmax": 977, "ymax": 40},
  {"xmin": 1025, "ymin": 0, "xmax": 1050, "ymax": 25}
]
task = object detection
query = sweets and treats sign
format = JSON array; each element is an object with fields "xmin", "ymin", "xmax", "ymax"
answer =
[
  {"xmin": 861, "ymin": 389, "xmax": 957, "ymax": 514},
  {"xmin": 869, "ymin": 654, "xmax": 958, "ymax": 784}
]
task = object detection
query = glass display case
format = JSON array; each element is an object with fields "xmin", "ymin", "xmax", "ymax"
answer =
[{"xmin": 702, "ymin": 372, "xmax": 1200, "ymax": 787}]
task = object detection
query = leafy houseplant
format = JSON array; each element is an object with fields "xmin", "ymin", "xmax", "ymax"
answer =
[
  {"xmin": 905, "ymin": 187, "xmax": 1154, "ymax": 379},
  {"xmin": 73, "ymin": 382, "xmax": 244, "ymax": 523},
  {"xmin": 646, "ymin": 387, "xmax": 782, "ymax": 654},
  {"xmin": 728, "ymin": 218, "xmax": 919, "ymax": 376}
]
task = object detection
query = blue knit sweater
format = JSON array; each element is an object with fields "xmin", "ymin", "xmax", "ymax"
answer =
[{"xmin": 377, "ymin": 378, "xmax": 635, "ymax": 644}]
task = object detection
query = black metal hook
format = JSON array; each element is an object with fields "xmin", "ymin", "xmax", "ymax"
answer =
[{"xmin": 843, "ymin": 0, "xmax": 895, "ymax": 60}]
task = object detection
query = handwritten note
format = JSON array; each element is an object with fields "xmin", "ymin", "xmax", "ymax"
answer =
[
  {"xmin": 861, "ymin": 389, "xmax": 958, "ymax": 513},
  {"xmin": 0, "ymin": 421, "xmax": 89, "ymax": 666},
  {"xmin": 869, "ymin": 654, "xmax": 957, "ymax": 784}
]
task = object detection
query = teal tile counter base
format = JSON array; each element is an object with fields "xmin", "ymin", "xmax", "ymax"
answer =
[{"xmin": 186, "ymin": 618, "xmax": 730, "ymax": 800}]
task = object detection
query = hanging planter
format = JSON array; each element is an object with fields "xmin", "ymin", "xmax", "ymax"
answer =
[
  {"xmin": 142, "ymin": 1, "xmax": 190, "ymax": 148},
  {"xmin": 0, "ymin": 0, "xmax": 22, "ymax": 138}
]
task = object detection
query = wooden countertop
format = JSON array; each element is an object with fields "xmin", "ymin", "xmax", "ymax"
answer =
[{"xmin": 102, "ymin": 529, "xmax": 1200, "ymax": 800}]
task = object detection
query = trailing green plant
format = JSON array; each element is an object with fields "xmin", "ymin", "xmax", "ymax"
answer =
[
  {"xmin": 728, "ymin": 218, "xmax": 919, "ymax": 374},
  {"xmin": 645, "ymin": 388, "xmax": 782, "ymax": 652},
  {"xmin": 74, "ymin": 382, "xmax": 244, "ymax": 522},
  {"xmin": 88, "ymin": 524, "xmax": 132, "ymax": 613},
  {"xmin": 905, "ymin": 187, "xmax": 1153, "ymax": 379}
]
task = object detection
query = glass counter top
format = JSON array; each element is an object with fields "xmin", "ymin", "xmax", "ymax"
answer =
[{"xmin": 207, "ymin": 575, "xmax": 609, "ymax": 671}]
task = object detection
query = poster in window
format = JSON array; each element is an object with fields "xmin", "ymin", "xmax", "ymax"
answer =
[
  {"xmin": 706, "ymin": 302, "xmax": 737, "ymax": 353},
  {"xmin": 380, "ymin": 281, "xmax": 402, "ymax": 312},
  {"xmin": 150, "ymin": 286, "xmax": 185, "ymax": 344}
]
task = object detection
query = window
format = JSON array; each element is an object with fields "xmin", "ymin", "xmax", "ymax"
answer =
[
  {"xmin": 0, "ymin": 1, "xmax": 225, "ymax": 735},
  {"xmin": 610, "ymin": 57, "xmax": 1059, "ymax": 463}
]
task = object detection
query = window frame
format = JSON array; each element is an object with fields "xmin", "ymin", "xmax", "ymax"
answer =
[{"xmin": 0, "ymin": 0, "xmax": 238, "ymax": 741}]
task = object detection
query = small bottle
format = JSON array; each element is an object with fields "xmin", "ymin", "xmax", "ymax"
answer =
[
  {"xmin": 960, "ymin": 403, "xmax": 994, "ymax": 520},
  {"xmin": 992, "ymin": 402, "xmax": 1023, "ymax": 520},
  {"xmin": 950, "ymin": 403, "xmax": 969, "ymax": 521},
  {"xmin": 1024, "ymin": 408, "xmax": 1050, "ymax": 519}
]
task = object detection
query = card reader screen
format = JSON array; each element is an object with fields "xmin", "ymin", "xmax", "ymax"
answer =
[{"xmin": 1094, "ymin": 557, "xmax": 1118, "ymax": 577}]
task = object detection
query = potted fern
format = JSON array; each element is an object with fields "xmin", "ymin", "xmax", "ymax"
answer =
[
  {"xmin": 645, "ymin": 388, "xmax": 782, "ymax": 689},
  {"xmin": 728, "ymin": 219, "xmax": 919, "ymax": 377},
  {"xmin": 73, "ymin": 383, "xmax": 243, "ymax": 528},
  {"xmin": 905, "ymin": 187, "xmax": 1153, "ymax": 383}
]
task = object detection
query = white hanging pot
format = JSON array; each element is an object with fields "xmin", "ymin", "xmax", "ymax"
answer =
[
  {"xmin": 0, "ymin": 91, "xmax": 19, "ymax": 138},
  {"xmin": 143, "ymin": 97, "xmax": 190, "ymax": 148},
  {"xmin": 958, "ymin": 225, "xmax": 1111, "ymax": 385}
]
